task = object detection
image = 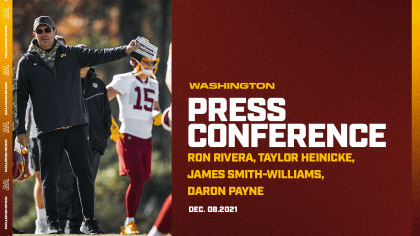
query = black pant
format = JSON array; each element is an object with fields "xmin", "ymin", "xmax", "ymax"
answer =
[
  {"xmin": 57, "ymin": 149, "xmax": 102, "ymax": 228},
  {"xmin": 12, "ymin": 130, "xmax": 16, "ymax": 152},
  {"xmin": 57, "ymin": 151, "xmax": 73, "ymax": 228},
  {"xmin": 38, "ymin": 125, "xmax": 94, "ymax": 223},
  {"xmin": 30, "ymin": 138, "xmax": 40, "ymax": 171}
]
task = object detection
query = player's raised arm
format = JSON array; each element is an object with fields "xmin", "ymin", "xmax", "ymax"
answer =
[{"xmin": 107, "ymin": 86, "xmax": 121, "ymax": 101}]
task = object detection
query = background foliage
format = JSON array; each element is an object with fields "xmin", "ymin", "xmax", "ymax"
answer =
[{"xmin": 13, "ymin": 0, "xmax": 172, "ymax": 234}]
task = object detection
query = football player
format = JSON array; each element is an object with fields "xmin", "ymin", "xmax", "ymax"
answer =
[
  {"xmin": 12, "ymin": 64, "xmax": 26, "ymax": 235},
  {"xmin": 148, "ymin": 42, "xmax": 172, "ymax": 236},
  {"xmin": 25, "ymin": 99, "xmax": 48, "ymax": 234},
  {"xmin": 107, "ymin": 50, "xmax": 162, "ymax": 235}
]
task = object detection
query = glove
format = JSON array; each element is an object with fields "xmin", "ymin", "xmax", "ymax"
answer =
[
  {"xmin": 153, "ymin": 110, "xmax": 162, "ymax": 126},
  {"xmin": 110, "ymin": 118, "xmax": 124, "ymax": 142},
  {"xmin": 21, "ymin": 147, "xmax": 27, "ymax": 155}
]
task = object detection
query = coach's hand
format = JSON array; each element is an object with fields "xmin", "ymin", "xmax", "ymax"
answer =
[
  {"xmin": 125, "ymin": 40, "xmax": 142, "ymax": 54},
  {"xmin": 16, "ymin": 134, "xmax": 29, "ymax": 148}
]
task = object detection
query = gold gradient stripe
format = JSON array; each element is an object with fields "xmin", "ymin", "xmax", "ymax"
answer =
[
  {"xmin": 414, "ymin": 0, "xmax": 420, "ymax": 201},
  {"xmin": 0, "ymin": 0, "xmax": 12, "ymax": 235}
]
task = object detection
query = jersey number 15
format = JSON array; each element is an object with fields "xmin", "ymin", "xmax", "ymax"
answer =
[{"xmin": 133, "ymin": 87, "xmax": 154, "ymax": 111}]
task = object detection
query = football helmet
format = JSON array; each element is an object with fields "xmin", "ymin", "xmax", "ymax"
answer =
[
  {"xmin": 131, "ymin": 56, "xmax": 159, "ymax": 78},
  {"xmin": 161, "ymin": 106, "xmax": 172, "ymax": 132},
  {"xmin": 12, "ymin": 151, "xmax": 23, "ymax": 180},
  {"xmin": 14, "ymin": 147, "xmax": 34, "ymax": 182}
]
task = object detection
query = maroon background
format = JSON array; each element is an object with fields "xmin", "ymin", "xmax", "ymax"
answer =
[{"xmin": 173, "ymin": 0, "xmax": 411, "ymax": 235}]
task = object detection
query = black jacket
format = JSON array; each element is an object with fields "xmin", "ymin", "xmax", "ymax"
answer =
[
  {"xmin": 16, "ymin": 41, "xmax": 127, "ymax": 135},
  {"xmin": 82, "ymin": 68, "xmax": 111, "ymax": 154}
]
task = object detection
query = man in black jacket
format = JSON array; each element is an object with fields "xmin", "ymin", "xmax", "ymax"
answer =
[
  {"xmin": 16, "ymin": 16, "xmax": 141, "ymax": 234},
  {"xmin": 58, "ymin": 44, "xmax": 112, "ymax": 234},
  {"xmin": 32, "ymin": 35, "xmax": 66, "ymax": 234}
]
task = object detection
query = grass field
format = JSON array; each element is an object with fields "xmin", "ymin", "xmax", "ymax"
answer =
[
  {"xmin": 16, "ymin": 234, "xmax": 148, "ymax": 236},
  {"xmin": 15, "ymin": 234, "xmax": 171, "ymax": 235}
]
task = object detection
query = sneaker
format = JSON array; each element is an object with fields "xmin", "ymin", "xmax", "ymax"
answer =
[
  {"xmin": 47, "ymin": 220, "xmax": 64, "ymax": 234},
  {"xmin": 69, "ymin": 224, "xmax": 82, "ymax": 234},
  {"xmin": 120, "ymin": 222, "xmax": 140, "ymax": 235},
  {"xmin": 64, "ymin": 220, "xmax": 70, "ymax": 234},
  {"xmin": 34, "ymin": 218, "xmax": 48, "ymax": 234},
  {"xmin": 80, "ymin": 218, "xmax": 105, "ymax": 235},
  {"xmin": 147, "ymin": 226, "xmax": 167, "ymax": 236},
  {"xmin": 12, "ymin": 227, "xmax": 25, "ymax": 234},
  {"xmin": 69, "ymin": 219, "xmax": 83, "ymax": 234}
]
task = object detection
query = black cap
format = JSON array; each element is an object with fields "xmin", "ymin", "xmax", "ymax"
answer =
[{"xmin": 33, "ymin": 16, "xmax": 55, "ymax": 31}]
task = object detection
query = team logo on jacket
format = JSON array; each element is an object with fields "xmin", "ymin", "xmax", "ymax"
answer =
[{"xmin": 93, "ymin": 83, "xmax": 98, "ymax": 88}]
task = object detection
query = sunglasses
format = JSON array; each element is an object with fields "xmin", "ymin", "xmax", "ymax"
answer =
[{"xmin": 35, "ymin": 28, "xmax": 53, "ymax": 34}]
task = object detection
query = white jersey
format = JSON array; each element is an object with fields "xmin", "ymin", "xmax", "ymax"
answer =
[
  {"xmin": 166, "ymin": 43, "xmax": 172, "ymax": 93},
  {"xmin": 167, "ymin": 44, "xmax": 172, "ymax": 121},
  {"xmin": 108, "ymin": 72, "xmax": 159, "ymax": 139},
  {"xmin": 25, "ymin": 98, "xmax": 37, "ymax": 138},
  {"xmin": 162, "ymin": 42, "xmax": 172, "ymax": 132}
]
